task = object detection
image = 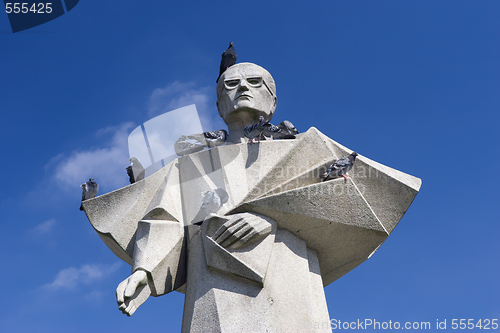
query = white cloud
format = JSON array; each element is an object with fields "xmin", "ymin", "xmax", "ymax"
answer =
[
  {"xmin": 50, "ymin": 122, "xmax": 134, "ymax": 191},
  {"xmin": 44, "ymin": 263, "xmax": 122, "ymax": 290},
  {"xmin": 148, "ymin": 81, "xmax": 226, "ymax": 132},
  {"xmin": 31, "ymin": 219, "xmax": 56, "ymax": 234},
  {"xmin": 148, "ymin": 81, "xmax": 211, "ymax": 117},
  {"xmin": 25, "ymin": 219, "xmax": 58, "ymax": 247}
]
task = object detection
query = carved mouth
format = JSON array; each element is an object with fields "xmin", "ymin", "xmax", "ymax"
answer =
[{"xmin": 237, "ymin": 94, "xmax": 253, "ymax": 99}]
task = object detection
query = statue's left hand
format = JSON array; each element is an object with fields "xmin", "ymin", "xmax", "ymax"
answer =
[
  {"xmin": 116, "ymin": 269, "xmax": 151, "ymax": 316},
  {"xmin": 211, "ymin": 215, "xmax": 272, "ymax": 249}
]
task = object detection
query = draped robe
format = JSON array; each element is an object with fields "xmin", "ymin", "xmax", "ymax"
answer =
[{"xmin": 83, "ymin": 127, "xmax": 421, "ymax": 332}]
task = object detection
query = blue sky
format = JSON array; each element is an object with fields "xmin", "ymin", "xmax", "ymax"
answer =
[{"xmin": 1, "ymin": 1, "xmax": 498, "ymax": 332}]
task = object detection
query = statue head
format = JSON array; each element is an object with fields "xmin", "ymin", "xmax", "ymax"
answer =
[{"xmin": 216, "ymin": 63, "xmax": 277, "ymax": 131}]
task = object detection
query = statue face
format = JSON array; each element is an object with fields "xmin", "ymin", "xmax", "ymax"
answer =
[{"xmin": 217, "ymin": 63, "xmax": 277, "ymax": 124}]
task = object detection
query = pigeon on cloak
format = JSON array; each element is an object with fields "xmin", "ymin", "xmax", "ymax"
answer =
[
  {"xmin": 262, "ymin": 123, "xmax": 281, "ymax": 140},
  {"xmin": 80, "ymin": 178, "xmax": 99, "ymax": 211},
  {"xmin": 174, "ymin": 130, "xmax": 228, "ymax": 156},
  {"xmin": 203, "ymin": 129, "xmax": 228, "ymax": 148},
  {"xmin": 322, "ymin": 152, "xmax": 358, "ymax": 182},
  {"xmin": 275, "ymin": 120, "xmax": 299, "ymax": 139},
  {"xmin": 127, "ymin": 157, "xmax": 145, "ymax": 184},
  {"xmin": 263, "ymin": 120, "xmax": 299, "ymax": 140}
]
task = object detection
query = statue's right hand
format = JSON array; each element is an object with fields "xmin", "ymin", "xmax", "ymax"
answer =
[{"xmin": 116, "ymin": 269, "xmax": 150, "ymax": 316}]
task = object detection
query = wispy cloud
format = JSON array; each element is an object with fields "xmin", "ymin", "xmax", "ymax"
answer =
[
  {"xmin": 31, "ymin": 218, "xmax": 56, "ymax": 234},
  {"xmin": 49, "ymin": 122, "xmax": 134, "ymax": 191},
  {"xmin": 148, "ymin": 81, "xmax": 211, "ymax": 117},
  {"xmin": 44, "ymin": 263, "xmax": 122, "ymax": 290},
  {"xmin": 25, "ymin": 218, "xmax": 58, "ymax": 248},
  {"xmin": 148, "ymin": 81, "xmax": 226, "ymax": 132}
]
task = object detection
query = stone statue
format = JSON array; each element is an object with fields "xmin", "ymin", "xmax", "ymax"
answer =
[{"xmin": 82, "ymin": 62, "xmax": 421, "ymax": 332}]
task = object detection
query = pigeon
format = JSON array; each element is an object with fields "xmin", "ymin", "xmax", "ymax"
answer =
[
  {"xmin": 203, "ymin": 129, "xmax": 228, "ymax": 148},
  {"xmin": 80, "ymin": 178, "xmax": 99, "ymax": 211},
  {"xmin": 262, "ymin": 123, "xmax": 282, "ymax": 140},
  {"xmin": 263, "ymin": 120, "xmax": 299, "ymax": 140},
  {"xmin": 322, "ymin": 152, "xmax": 359, "ymax": 182},
  {"xmin": 128, "ymin": 157, "xmax": 145, "ymax": 184},
  {"xmin": 216, "ymin": 42, "xmax": 237, "ymax": 83},
  {"xmin": 275, "ymin": 120, "xmax": 299, "ymax": 139},
  {"xmin": 243, "ymin": 116, "xmax": 268, "ymax": 144},
  {"xmin": 192, "ymin": 188, "xmax": 229, "ymax": 225},
  {"xmin": 175, "ymin": 130, "xmax": 228, "ymax": 156},
  {"xmin": 126, "ymin": 165, "xmax": 135, "ymax": 184}
]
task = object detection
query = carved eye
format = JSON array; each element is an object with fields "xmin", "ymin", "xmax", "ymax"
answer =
[
  {"xmin": 247, "ymin": 77, "xmax": 262, "ymax": 86},
  {"xmin": 224, "ymin": 79, "xmax": 240, "ymax": 89}
]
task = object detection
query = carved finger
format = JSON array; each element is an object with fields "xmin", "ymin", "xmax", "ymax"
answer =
[
  {"xmin": 212, "ymin": 217, "xmax": 243, "ymax": 240},
  {"xmin": 124, "ymin": 279, "xmax": 138, "ymax": 298},
  {"xmin": 230, "ymin": 220, "xmax": 273, "ymax": 248},
  {"xmin": 125, "ymin": 301, "xmax": 137, "ymax": 316},
  {"xmin": 214, "ymin": 225, "xmax": 240, "ymax": 245},
  {"xmin": 214, "ymin": 221, "xmax": 246, "ymax": 245},
  {"xmin": 211, "ymin": 224, "xmax": 227, "ymax": 240},
  {"xmin": 116, "ymin": 279, "xmax": 128, "ymax": 304},
  {"xmin": 121, "ymin": 300, "xmax": 132, "ymax": 314},
  {"xmin": 229, "ymin": 228, "xmax": 258, "ymax": 249},
  {"xmin": 220, "ymin": 223, "xmax": 253, "ymax": 248}
]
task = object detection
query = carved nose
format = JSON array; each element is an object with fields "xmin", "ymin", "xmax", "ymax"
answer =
[{"xmin": 238, "ymin": 80, "xmax": 249, "ymax": 91}]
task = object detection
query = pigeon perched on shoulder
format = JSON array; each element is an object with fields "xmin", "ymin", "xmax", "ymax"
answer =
[
  {"xmin": 80, "ymin": 178, "xmax": 99, "ymax": 211},
  {"xmin": 244, "ymin": 116, "xmax": 268, "ymax": 144},
  {"xmin": 262, "ymin": 123, "xmax": 282, "ymax": 140},
  {"xmin": 128, "ymin": 157, "xmax": 145, "ymax": 184},
  {"xmin": 275, "ymin": 120, "xmax": 299, "ymax": 139},
  {"xmin": 322, "ymin": 152, "xmax": 358, "ymax": 182},
  {"xmin": 175, "ymin": 130, "xmax": 228, "ymax": 156},
  {"xmin": 217, "ymin": 42, "xmax": 237, "ymax": 83},
  {"xmin": 192, "ymin": 188, "xmax": 229, "ymax": 225},
  {"xmin": 263, "ymin": 120, "xmax": 299, "ymax": 140},
  {"xmin": 203, "ymin": 129, "xmax": 228, "ymax": 148}
]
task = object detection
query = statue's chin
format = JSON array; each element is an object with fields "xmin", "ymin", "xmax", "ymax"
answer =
[{"xmin": 223, "ymin": 105, "xmax": 274, "ymax": 125}]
